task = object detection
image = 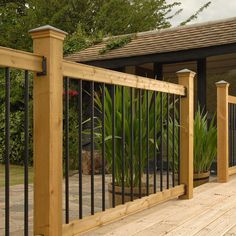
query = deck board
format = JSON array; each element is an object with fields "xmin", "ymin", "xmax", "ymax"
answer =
[{"xmin": 82, "ymin": 175, "xmax": 236, "ymax": 236}]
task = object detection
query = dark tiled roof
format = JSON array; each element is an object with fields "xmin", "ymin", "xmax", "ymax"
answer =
[{"xmin": 66, "ymin": 17, "xmax": 236, "ymax": 62}]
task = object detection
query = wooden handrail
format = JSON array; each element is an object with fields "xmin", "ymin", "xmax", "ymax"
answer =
[
  {"xmin": 228, "ymin": 95, "xmax": 236, "ymax": 104},
  {"xmin": 62, "ymin": 60, "xmax": 186, "ymax": 96},
  {"xmin": 0, "ymin": 46, "xmax": 43, "ymax": 72}
]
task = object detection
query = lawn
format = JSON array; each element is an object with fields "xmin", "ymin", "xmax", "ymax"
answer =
[{"xmin": 0, "ymin": 164, "xmax": 34, "ymax": 187}]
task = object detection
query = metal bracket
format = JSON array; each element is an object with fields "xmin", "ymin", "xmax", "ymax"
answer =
[{"xmin": 37, "ymin": 57, "xmax": 47, "ymax": 76}]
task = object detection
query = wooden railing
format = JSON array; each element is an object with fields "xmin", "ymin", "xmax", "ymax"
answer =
[
  {"xmin": 0, "ymin": 25, "xmax": 195, "ymax": 236},
  {"xmin": 216, "ymin": 81, "xmax": 236, "ymax": 182}
]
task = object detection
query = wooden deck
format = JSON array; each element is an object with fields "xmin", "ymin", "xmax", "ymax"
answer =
[{"xmin": 82, "ymin": 175, "xmax": 236, "ymax": 236}]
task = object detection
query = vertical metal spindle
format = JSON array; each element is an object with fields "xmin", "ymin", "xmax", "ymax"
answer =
[
  {"xmin": 91, "ymin": 81, "xmax": 94, "ymax": 215},
  {"xmin": 24, "ymin": 70, "xmax": 29, "ymax": 236},
  {"xmin": 130, "ymin": 88, "xmax": 134, "ymax": 201},
  {"xmin": 232, "ymin": 104, "xmax": 234, "ymax": 166},
  {"xmin": 138, "ymin": 89, "xmax": 142, "ymax": 198},
  {"xmin": 160, "ymin": 92, "xmax": 163, "ymax": 191},
  {"xmin": 229, "ymin": 104, "xmax": 232, "ymax": 167},
  {"xmin": 172, "ymin": 94, "xmax": 175, "ymax": 187},
  {"xmin": 102, "ymin": 83, "xmax": 106, "ymax": 210},
  {"xmin": 5, "ymin": 67, "xmax": 10, "ymax": 236},
  {"xmin": 232, "ymin": 103, "xmax": 234, "ymax": 166},
  {"xmin": 231, "ymin": 104, "xmax": 233, "ymax": 166},
  {"xmin": 112, "ymin": 85, "xmax": 115, "ymax": 207},
  {"xmin": 233, "ymin": 104, "xmax": 236, "ymax": 166},
  {"xmin": 166, "ymin": 94, "xmax": 169, "ymax": 189},
  {"xmin": 122, "ymin": 87, "xmax": 125, "ymax": 204},
  {"xmin": 64, "ymin": 77, "xmax": 69, "ymax": 223},
  {"xmin": 153, "ymin": 91, "xmax": 157, "ymax": 193},
  {"xmin": 233, "ymin": 104, "xmax": 235, "ymax": 166},
  {"xmin": 146, "ymin": 90, "xmax": 149, "ymax": 196},
  {"xmin": 178, "ymin": 96, "xmax": 181, "ymax": 185},
  {"xmin": 78, "ymin": 79, "xmax": 83, "ymax": 219}
]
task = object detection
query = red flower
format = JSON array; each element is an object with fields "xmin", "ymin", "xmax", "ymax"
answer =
[{"xmin": 63, "ymin": 90, "xmax": 79, "ymax": 97}]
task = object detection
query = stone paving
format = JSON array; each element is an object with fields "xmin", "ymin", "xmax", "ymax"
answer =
[{"xmin": 0, "ymin": 173, "xmax": 172, "ymax": 235}]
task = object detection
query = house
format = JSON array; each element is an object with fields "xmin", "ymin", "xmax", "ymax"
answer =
[{"xmin": 66, "ymin": 17, "xmax": 236, "ymax": 115}]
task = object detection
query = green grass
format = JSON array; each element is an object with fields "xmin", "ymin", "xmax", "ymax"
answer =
[{"xmin": 0, "ymin": 164, "xmax": 34, "ymax": 187}]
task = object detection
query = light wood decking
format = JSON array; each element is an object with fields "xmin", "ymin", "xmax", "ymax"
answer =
[{"xmin": 82, "ymin": 175, "xmax": 236, "ymax": 236}]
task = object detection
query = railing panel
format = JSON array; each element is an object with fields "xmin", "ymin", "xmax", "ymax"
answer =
[
  {"xmin": 228, "ymin": 103, "xmax": 236, "ymax": 168},
  {"xmin": 62, "ymin": 76, "xmax": 184, "ymax": 226}
]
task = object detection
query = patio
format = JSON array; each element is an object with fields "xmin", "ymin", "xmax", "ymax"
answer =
[{"xmin": 82, "ymin": 174, "xmax": 236, "ymax": 236}]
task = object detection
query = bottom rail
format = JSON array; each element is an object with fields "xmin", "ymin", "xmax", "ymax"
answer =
[
  {"xmin": 62, "ymin": 184, "xmax": 185, "ymax": 236},
  {"xmin": 229, "ymin": 166, "xmax": 236, "ymax": 176}
]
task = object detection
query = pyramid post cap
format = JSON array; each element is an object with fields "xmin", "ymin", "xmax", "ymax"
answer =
[
  {"xmin": 215, "ymin": 80, "xmax": 229, "ymax": 87},
  {"xmin": 29, "ymin": 25, "xmax": 67, "ymax": 35}
]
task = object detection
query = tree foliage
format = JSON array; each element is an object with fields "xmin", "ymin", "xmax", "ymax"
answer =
[{"xmin": 0, "ymin": 0, "xmax": 211, "ymax": 53}]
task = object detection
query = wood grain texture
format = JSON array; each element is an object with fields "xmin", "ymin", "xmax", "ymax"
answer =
[
  {"xmin": 30, "ymin": 28, "xmax": 66, "ymax": 236},
  {"xmin": 228, "ymin": 95, "xmax": 236, "ymax": 104},
  {"xmin": 62, "ymin": 60, "xmax": 186, "ymax": 96},
  {"xmin": 177, "ymin": 69, "xmax": 195, "ymax": 199},
  {"xmin": 216, "ymin": 81, "xmax": 229, "ymax": 183},
  {"xmin": 0, "ymin": 46, "xmax": 43, "ymax": 72}
]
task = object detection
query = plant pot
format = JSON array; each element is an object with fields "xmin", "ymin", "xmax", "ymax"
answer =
[
  {"xmin": 193, "ymin": 171, "xmax": 210, "ymax": 187},
  {"xmin": 108, "ymin": 183, "xmax": 154, "ymax": 207}
]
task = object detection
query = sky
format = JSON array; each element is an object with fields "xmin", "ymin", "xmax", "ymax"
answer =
[{"xmin": 168, "ymin": 0, "xmax": 236, "ymax": 26}]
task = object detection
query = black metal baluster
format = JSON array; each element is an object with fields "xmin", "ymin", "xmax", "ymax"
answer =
[
  {"xmin": 232, "ymin": 104, "xmax": 234, "ymax": 166},
  {"xmin": 65, "ymin": 77, "xmax": 69, "ymax": 223},
  {"xmin": 232, "ymin": 104, "xmax": 236, "ymax": 166},
  {"xmin": 130, "ymin": 88, "xmax": 134, "ymax": 201},
  {"xmin": 78, "ymin": 79, "xmax": 83, "ymax": 219},
  {"xmin": 102, "ymin": 83, "xmax": 106, "ymax": 211},
  {"xmin": 112, "ymin": 85, "xmax": 115, "ymax": 207},
  {"xmin": 178, "ymin": 96, "xmax": 181, "ymax": 185},
  {"xmin": 24, "ymin": 70, "xmax": 29, "ymax": 236},
  {"xmin": 232, "ymin": 104, "xmax": 234, "ymax": 167},
  {"xmin": 172, "ymin": 94, "xmax": 175, "ymax": 187},
  {"xmin": 5, "ymin": 67, "xmax": 10, "ymax": 236},
  {"xmin": 122, "ymin": 87, "xmax": 125, "ymax": 204},
  {"xmin": 153, "ymin": 91, "xmax": 157, "ymax": 193},
  {"xmin": 146, "ymin": 90, "xmax": 149, "ymax": 196},
  {"xmin": 91, "ymin": 81, "xmax": 94, "ymax": 215},
  {"xmin": 231, "ymin": 104, "xmax": 233, "ymax": 166},
  {"xmin": 229, "ymin": 104, "xmax": 232, "ymax": 167},
  {"xmin": 166, "ymin": 94, "xmax": 169, "ymax": 189},
  {"xmin": 160, "ymin": 92, "xmax": 163, "ymax": 191},
  {"xmin": 139, "ymin": 89, "xmax": 142, "ymax": 198}
]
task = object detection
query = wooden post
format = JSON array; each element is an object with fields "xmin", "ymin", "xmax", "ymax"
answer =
[
  {"xmin": 216, "ymin": 80, "xmax": 229, "ymax": 183},
  {"xmin": 177, "ymin": 69, "xmax": 195, "ymax": 199},
  {"xmin": 29, "ymin": 25, "xmax": 67, "ymax": 236}
]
